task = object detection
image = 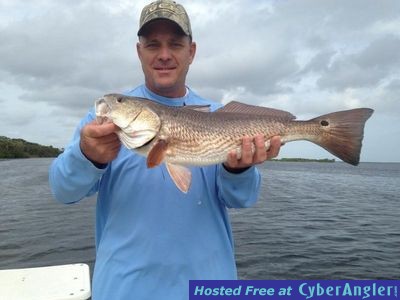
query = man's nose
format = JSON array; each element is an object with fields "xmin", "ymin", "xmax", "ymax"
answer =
[{"xmin": 157, "ymin": 46, "xmax": 172, "ymax": 61}]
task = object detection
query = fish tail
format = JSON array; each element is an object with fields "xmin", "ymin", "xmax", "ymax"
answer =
[{"xmin": 308, "ymin": 108, "xmax": 374, "ymax": 165}]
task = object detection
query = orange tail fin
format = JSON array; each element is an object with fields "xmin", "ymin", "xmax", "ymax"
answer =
[{"xmin": 310, "ymin": 108, "xmax": 374, "ymax": 165}]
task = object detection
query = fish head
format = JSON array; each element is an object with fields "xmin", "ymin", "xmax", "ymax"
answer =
[
  {"xmin": 96, "ymin": 94, "xmax": 142, "ymax": 127},
  {"xmin": 95, "ymin": 94, "xmax": 161, "ymax": 149}
]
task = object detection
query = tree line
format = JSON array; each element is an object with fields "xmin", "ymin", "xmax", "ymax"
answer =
[{"xmin": 0, "ymin": 136, "xmax": 62, "ymax": 158}]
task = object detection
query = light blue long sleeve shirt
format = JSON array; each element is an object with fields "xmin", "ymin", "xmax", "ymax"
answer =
[{"xmin": 49, "ymin": 85, "xmax": 261, "ymax": 300}]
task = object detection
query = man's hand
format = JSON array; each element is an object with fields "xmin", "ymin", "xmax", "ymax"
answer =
[
  {"xmin": 80, "ymin": 121, "xmax": 121, "ymax": 166},
  {"xmin": 223, "ymin": 135, "xmax": 281, "ymax": 173}
]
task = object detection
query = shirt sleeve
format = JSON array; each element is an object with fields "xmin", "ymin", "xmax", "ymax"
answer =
[
  {"xmin": 216, "ymin": 164, "xmax": 261, "ymax": 208},
  {"xmin": 48, "ymin": 110, "xmax": 107, "ymax": 204}
]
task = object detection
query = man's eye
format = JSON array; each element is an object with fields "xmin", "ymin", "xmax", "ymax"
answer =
[
  {"xmin": 145, "ymin": 43, "xmax": 158, "ymax": 49},
  {"xmin": 172, "ymin": 43, "xmax": 184, "ymax": 48}
]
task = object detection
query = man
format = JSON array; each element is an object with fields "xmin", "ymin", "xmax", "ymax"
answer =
[{"xmin": 49, "ymin": 0, "xmax": 281, "ymax": 299}]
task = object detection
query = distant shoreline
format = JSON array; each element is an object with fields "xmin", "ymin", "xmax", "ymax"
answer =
[
  {"xmin": 0, "ymin": 136, "xmax": 62, "ymax": 159},
  {"xmin": 272, "ymin": 158, "xmax": 335, "ymax": 163}
]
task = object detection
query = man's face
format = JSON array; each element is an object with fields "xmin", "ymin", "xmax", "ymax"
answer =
[{"xmin": 137, "ymin": 19, "xmax": 196, "ymax": 98}]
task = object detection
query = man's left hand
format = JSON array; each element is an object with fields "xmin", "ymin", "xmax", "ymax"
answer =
[{"xmin": 223, "ymin": 135, "xmax": 281, "ymax": 173}]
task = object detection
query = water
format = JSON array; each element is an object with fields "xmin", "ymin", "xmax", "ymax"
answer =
[
  {"xmin": 233, "ymin": 162, "xmax": 400, "ymax": 279},
  {"xmin": 0, "ymin": 159, "xmax": 96, "ymax": 270},
  {"xmin": 0, "ymin": 158, "xmax": 399, "ymax": 279}
]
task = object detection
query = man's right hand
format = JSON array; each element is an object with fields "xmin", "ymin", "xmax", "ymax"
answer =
[{"xmin": 80, "ymin": 121, "xmax": 121, "ymax": 166}]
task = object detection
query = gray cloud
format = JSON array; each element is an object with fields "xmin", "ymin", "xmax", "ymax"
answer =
[
  {"xmin": 317, "ymin": 36, "xmax": 400, "ymax": 91},
  {"xmin": 0, "ymin": 0, "xmax": 399, "ymax": 161},
  {"xmin": 0, "ymin": 1, "xmax": 141, "ymax": 92}
]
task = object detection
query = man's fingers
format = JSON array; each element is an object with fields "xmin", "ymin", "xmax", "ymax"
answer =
[
  {"xmin": 83, "ymin": 121, "xmax": 119, "ymax": 138},
  {"xmin": 253, "ymin": 135, "xmax": 267, "ymax": 163},
  {"xmin": 224, "ymin": 135, "xmax": 283, "ymax": 171},
  {"xmin": 100, "ymin": 132, "xmax": 121, "ymax": 144},
  {"xmin": 225, "ymin": 150, "xmax": 238, "ymax": 168},
  {"xmin": 267, "ymin": 136, "xmax": 281, "ymax": 159},
  {"xmin": 240, "ymin": 137, "xmax": 253, "ymax": 164},
  {"xmin": 80, "ymin": 121, "xmax": 121, "ymax": 165}
]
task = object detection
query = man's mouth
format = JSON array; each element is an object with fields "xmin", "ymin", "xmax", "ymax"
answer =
[{"xmin": 154, "ymin": 66, "xmax": 176, "ymax": 72}]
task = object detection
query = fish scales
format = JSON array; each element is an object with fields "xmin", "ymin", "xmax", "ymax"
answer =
[
  {"xmin": 154, "ymin": 108, "xmax": 288, "ymax": 165},
  {"xmin": 95, "ymin": 94, "xmax": 373, "ymax": 192}
]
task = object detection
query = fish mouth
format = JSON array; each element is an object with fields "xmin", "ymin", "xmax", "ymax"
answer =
[{"xmin": 95, "ymin": 97, "xmax": 111, "ymax": 124}]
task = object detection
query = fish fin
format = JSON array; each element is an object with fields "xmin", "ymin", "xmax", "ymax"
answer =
[
  {"xmin": 310, "ymin": 108, "xmax": 374, "ymax": 165},
  {"xmin": 216, "ymin": 101, "xmax": 296, "ymax": 120},
  {"xmin": 166, "ymin": 163, "xmax": 192, "ymax": 193},
  {"xmin": 182, "ymin": 104, "xmax": 211, "ymax": 113},
  {"xmin": 147, "ymin": 139, "xmax": 169, "ymax": 168}
]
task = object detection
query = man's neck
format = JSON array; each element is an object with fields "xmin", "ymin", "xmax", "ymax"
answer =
[{"xmin": 146, "ymin": 85, "xmax": 188, "ymax": 99}]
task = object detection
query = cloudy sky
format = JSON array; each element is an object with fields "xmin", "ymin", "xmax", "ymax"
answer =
[{"xmin": 1, "ymin": 0, "xmax": 399, "ymax": 162}]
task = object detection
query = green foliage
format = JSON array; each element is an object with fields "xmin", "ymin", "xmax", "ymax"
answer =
[{"xmin": 0, "ymin": 136, "xmax": 62, "ymax": 158}]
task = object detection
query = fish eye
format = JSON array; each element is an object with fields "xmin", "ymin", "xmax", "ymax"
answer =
[
  {"xmin": 116, "ymin": 96, "xmax": 123, "ymax": 103},
  {"xmin": 320, "ymin": 120, "xmax": 329, "ymax": 126}
]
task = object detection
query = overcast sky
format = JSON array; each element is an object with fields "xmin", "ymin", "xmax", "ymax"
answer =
[{"xmin": 1, "ymin": 0, "xmax": 399, "ymax": 162}]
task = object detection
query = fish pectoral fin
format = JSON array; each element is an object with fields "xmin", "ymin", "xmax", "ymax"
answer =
[
  {"xmin": 147, "ymin": 139, "xmax": 169, "ymax": 168},
  {"xmin": 166, "ymin": 163, "xmax": 192, "ymax": 194}
]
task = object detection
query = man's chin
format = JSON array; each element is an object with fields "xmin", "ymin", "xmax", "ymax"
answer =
[
  {"xmin": 154, "ymin": 80, "xmax": 177, "ymax": 90},
  {"xmin": 151, "ymin": 81, "xmax": 187, "ymax": 97}
]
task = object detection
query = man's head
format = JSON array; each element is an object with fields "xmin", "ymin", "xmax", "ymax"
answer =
[
  {"xmin": 138, "ymin": 0, "xmax": 192, "ymax": 40},
  {"xmin": 136, "ymin": 0, "xmax": 196, "ymax": 98}
]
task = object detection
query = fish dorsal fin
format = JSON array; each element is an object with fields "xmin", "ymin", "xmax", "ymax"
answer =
[
  {"xmin": 147, "ymin": 139, "xmax": 169, "ymax": 168},
  {"xmin": 181, "ymin": 104, "xmax": 211, "ymax": 113},
  {"xmin": 166, "ymin": 163, "xmax": 192, "ymax": 193},
  {"xmin": 216, "ymin": 101, "xmax": 296, "ymax": 120}
]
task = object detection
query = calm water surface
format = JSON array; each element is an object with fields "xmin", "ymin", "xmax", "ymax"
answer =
[{"xmin": 0, "ymin": 158, "xmax": 399, "ymax": 279}]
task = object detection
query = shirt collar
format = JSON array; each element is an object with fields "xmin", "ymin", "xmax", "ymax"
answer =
[{"xmin": 143, "ymin": 86, "xmax": 189, "ymax": 107}]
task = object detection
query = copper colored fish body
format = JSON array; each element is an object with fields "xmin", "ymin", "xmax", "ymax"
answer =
[{"xmin": 95, "ymin": 94, "xmax": 374, "ymax": 192}]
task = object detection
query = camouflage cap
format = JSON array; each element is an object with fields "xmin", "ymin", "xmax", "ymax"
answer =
[{"xmin": 138, "ymin": 0, "xmax": 192, "ymax": 37}]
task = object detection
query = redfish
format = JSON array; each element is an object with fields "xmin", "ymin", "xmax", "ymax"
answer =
[{"xmin": 95, "ymin": 94, "xmax": 373, "ymax": 192}]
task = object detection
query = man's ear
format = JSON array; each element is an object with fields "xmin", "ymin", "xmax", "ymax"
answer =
[
  {"xmin": 136, "ymin": 42, "xmax": 142, "ymax": 58},
  {"xmin": 189, "ymin": 42, "xmax": 196, "ymax": 64}
]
